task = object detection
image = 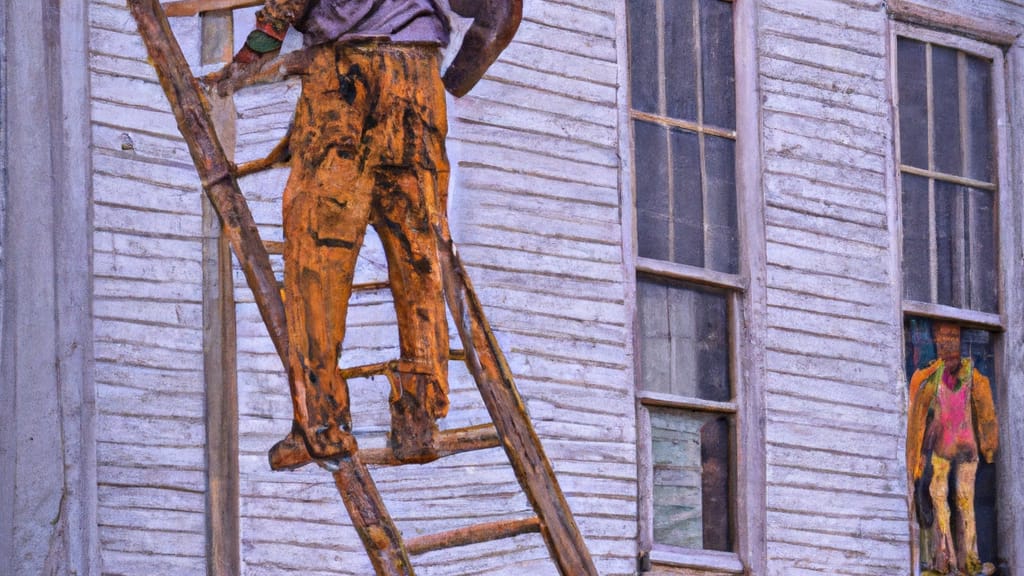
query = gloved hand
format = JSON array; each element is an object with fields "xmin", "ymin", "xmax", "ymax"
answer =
[{"xmin": 202, "ymin": 11, "xmax": 288, "ymax": 95}]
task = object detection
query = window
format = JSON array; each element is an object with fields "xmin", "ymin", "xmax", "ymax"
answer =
[
  {"xmin": 894, "ymin": 24, "xmax": 1007, "ymax": 574},
  {"xmin": 627, "ymin": 0, "xmax": 747, "ymax": 572}
]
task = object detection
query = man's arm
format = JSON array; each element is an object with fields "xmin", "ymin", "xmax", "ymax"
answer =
[
  {"xmin": 204, "ymin": 1, "xmax": 310, "ymax": 93},
  {"xmin": 233, "ymin": 1, "xmax": 308, "ymax": 64},
  {"xmin": 972, "ymin": 370, "xmax": 999, "ymax": 462},
  {"xmin": 907, "ymin": 362, "xmax": 939, "ymax": 480}
]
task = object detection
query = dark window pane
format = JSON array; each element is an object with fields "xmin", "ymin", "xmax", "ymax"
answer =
[
  {"xmin": 650, "ymin": 408, "xmax": 733, "ymax": 551},
  {"xmin": 703, "ymin": 135, "xmax": 738, "ymax": 274},
  {"xmin": 638, "ymin": 279, "xmax": 672, "ymax": 392},
  {"xmin": 965, "ymin": 188, "xmax": 998, "ymax": 313},
  {"xmin": 628, "ymin": 0, "xmax": 660, "ymax": 114},
  {"xmin": 904, "ymin": 318, "xmax": 999, "ymax": 567},
  {"xmin": 902, "ymin": 174, "xmax": 931, "ymax": 302},
  {"xmin": 664, "ymin": 0, "xmax": 698, "ymax": 121},
  {"xmin": 932, "ymin": 45, "xmax": 962, "ymax": 176},
  {"xmin": 934, "ymin": 180, "xmax": 961, "ymax": 307},
  {"xmin": 636, "ymin": 120, "xmax": 670, "ymax": 261},
  {"xmin": 965, "ymin": 55, "xmax": 993, "ymax": 183},
  {"xmin": 700, "ymin": 0, "xmax": 735, "ymax": 130},
  {"xmin": 670, "ymin": 128, "xmax": 704, "ymax": 267},
  {"xmin": 898, "ymin": 38, "xmax": 928, "ymax": 170},
  {"xmin": 637, "ymin": 276, "xmax": 730, "ymax": 402}
]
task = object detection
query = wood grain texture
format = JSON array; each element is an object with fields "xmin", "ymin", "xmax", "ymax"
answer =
[{"xmin": 759, "ymin": 0, "xmax": 910, "ymax": 573}]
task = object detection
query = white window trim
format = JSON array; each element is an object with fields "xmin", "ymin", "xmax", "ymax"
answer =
[{"xmin": 617, "ymin": 0, "xmax": 766, "ymax": 573}]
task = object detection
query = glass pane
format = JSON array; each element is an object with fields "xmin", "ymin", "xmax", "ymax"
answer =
[
  {"xmin": 670, "ymin": 128, "xmax": 704, "ymax": 268},
  {"xmin": 638, "ymin": 276, "xmax": 730, "ymax": 402},
  {"xmin": 965, "ymin": 54, "xmax": 993, "ymax": 183},
  {"xmin": 628, "ymin": 0, "xmax": 660, "ymax": 114},
  {"xmin": 636, "ymin": 120, "xmax": 671, "ymax": 261},
  {"xmin": 904, "ymin": 318, "xmax": 999, "ymax": 571},
  {"xmin": 902, "ymin": 174, "xmax": 931, "ymax": 303},
  {"xmin": 650, "ymin": 408, "xmax": 733, "ymax": 552},
  {"xmin": 664, "ymin": 0, "xmax": 698, "ymax": 122},
  {"xmin": 898, "ymin": 38, "xmax": 928, "ymax": 170},
  {"xmin": 700, "ymin": 0, "xmax": 735, "ymax": 130},
  {"xmin": 934, "ymin": 180, "xmax": 961, "ymax": 307},
  {"xmin": 965, "ymin": 187, "xmax": 998, "ymax": 313},
  {"xmin": 703, "ymin": 135, "xmax": 738, "ymax": 274},
  {"xmin": 932, "ymin": 45, "xmax": 962, "ymax": 176}
]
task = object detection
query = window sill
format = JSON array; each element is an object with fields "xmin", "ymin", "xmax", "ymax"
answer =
[
  {"xmin": 902, "ymin": 300, "xmax": 1002, "ymax": 329},
  {"xmin": 645, "ymin": 547, "xmax": 743, "ymax": 574}
]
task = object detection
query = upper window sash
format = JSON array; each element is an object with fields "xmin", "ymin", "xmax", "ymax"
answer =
[
  {"xmin": 628, "ymin": 0, "xmax": 741, "ymax": 279},
  {"xmin": 892, "ymin": 23, "xmax": 1008, "ymax": 329}
]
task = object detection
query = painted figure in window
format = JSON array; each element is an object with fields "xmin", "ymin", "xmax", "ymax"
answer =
[
  {"xmin": 907, "ymin": 322, "xmax": 999, "ymax": 576},
  {"xmin": 209, "ymin": 0, "xmax": 519, "ymax": 465}
]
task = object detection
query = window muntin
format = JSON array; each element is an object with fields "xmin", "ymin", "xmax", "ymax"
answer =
[
  {"xmin": 628, "ymin": 0, "xmax": 742, "ymax": 564},
  {"xmin": 896, "ymin": 37, "xmax": 998, "ymax": 314}
]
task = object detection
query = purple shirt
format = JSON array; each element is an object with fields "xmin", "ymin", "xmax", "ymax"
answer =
[{"xmin": 296, "ymin": 0, "xmax": 450, "ymax": 47}]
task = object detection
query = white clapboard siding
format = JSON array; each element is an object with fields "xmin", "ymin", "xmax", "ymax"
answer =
[
  {"xmin": 89, "ymin": 0, "xmax": 208, "ymax": 573},
  {"xmin": 758, "ymin": 0, "xmax": 910, "ymax": 573}
]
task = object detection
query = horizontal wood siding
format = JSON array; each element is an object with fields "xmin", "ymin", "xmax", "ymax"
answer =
[
  {"xmin": 89, "ymin": 0, "xmax": 208, "ymax": 573},
  {"xmin": 757, "ymin": 1, "xmax": 911, "ymax": 573}
]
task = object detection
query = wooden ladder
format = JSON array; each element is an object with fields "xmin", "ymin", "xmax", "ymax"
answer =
[{"xmin": 128, "ymin": 1, "xmax": 599, "ymax": 574}]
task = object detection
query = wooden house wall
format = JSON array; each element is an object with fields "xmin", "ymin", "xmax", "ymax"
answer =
[{"xmin": 79, "ymin": 0, "xmax": 1024, "ymax": 575}]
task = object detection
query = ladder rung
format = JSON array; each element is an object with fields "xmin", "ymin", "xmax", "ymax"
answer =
[
  {"xmin": 270, "ymin": 424, "xmax": 500, "ymax": 470},
  {"xmin": 361, "ymin": 423, "xmax": 501, "ymax": 466},
  {"xmin": 339, "ymin": 350, "xmax": 468, "ymax": 380},
  {"xmin": 263, "ymin": 240, "xmax": 284, "ymax": 255},
  {"xmin": 353, "ymin": 281, "xmax": 390, "ymax": 292},
  {"xmin": 339, "ymin": 360, "xmax": 395, "ymax": 380},
  {"xmin": 405, "ymin": 516, "xmax": 541, "ymax": 556}
]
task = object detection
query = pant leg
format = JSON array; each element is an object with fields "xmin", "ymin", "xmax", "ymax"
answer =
[
  {"xmin": 363, "ymin": 45, "xmax": 451, "ymax": 460},
  {"xmin": 372, "ymin": 166, "xmax": 450, "ymax": 418},
  {"xmin": 955, "ymin": 458, "xmax": 980, "ymax": 574},
  {"xmin": 281, "ymin": 46, "xmax": 375, "ymax": 460},
  {"xmin": 929, "ymin": 454, "xmax": 956, "ymax": 573}
]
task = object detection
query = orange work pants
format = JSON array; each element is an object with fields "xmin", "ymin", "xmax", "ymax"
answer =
[{"xmin": 282, "ymin": 42, "xmax": 450, "ymax": 462}]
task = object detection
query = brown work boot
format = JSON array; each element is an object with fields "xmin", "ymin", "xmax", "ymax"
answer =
[
  {"xmin": 268, "ymin": 422, "xmax": 357, "ymax": 470},
  {"xmin": 388, "ymin": 372, "xmax": 442, "ymax": 463}
]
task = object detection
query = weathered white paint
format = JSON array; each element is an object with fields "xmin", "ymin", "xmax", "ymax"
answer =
[{"xmin": 1, "ymin": 0, "xmax": 98, "ymax": 574}]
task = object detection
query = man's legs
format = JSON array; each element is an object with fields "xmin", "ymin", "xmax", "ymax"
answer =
[
  {"xmin": 955, "ymin": 458, "xmax": 980, "ymax": 575},
  {"xmin": 929, "ymin": 454, "xmax": 957, "ymax": 573}
]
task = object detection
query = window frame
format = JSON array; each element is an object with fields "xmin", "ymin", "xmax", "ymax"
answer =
[
  {"xmin": 620, "ymin": 0, "xmax": 765, "ymax": 573},
  {"xmin": 890, "ymin": 20, "xmax": 1014, "ymax": 575}
]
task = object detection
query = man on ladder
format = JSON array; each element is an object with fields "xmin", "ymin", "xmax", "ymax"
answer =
[
  {"xmin": 130, "ymin": 0, "xmax": 597, "ymax": 570},
  {"xmin": 212, "ymin": 0, "xmax": 466, "ymax": 466}
]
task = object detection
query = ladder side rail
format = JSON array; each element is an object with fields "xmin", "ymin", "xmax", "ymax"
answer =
[
  {"xmin": 331, "ymin": 456, "xmax": 417, "ymax": 576},
  {"xmin": 129, "ymin": 0, "xmax": 289, "ymax": 365},
  {"xmin": 129, "ymin": 4, "xmax": 416, "ymax": 574},
  {"xmin": 434, "ymin": 223, "xmax": 600, "ymax": 576}
]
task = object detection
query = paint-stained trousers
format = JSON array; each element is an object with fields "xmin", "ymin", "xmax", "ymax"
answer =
[{"xmin": 281, "ymin": 42, "xmax": 450, "ymax": 462}]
